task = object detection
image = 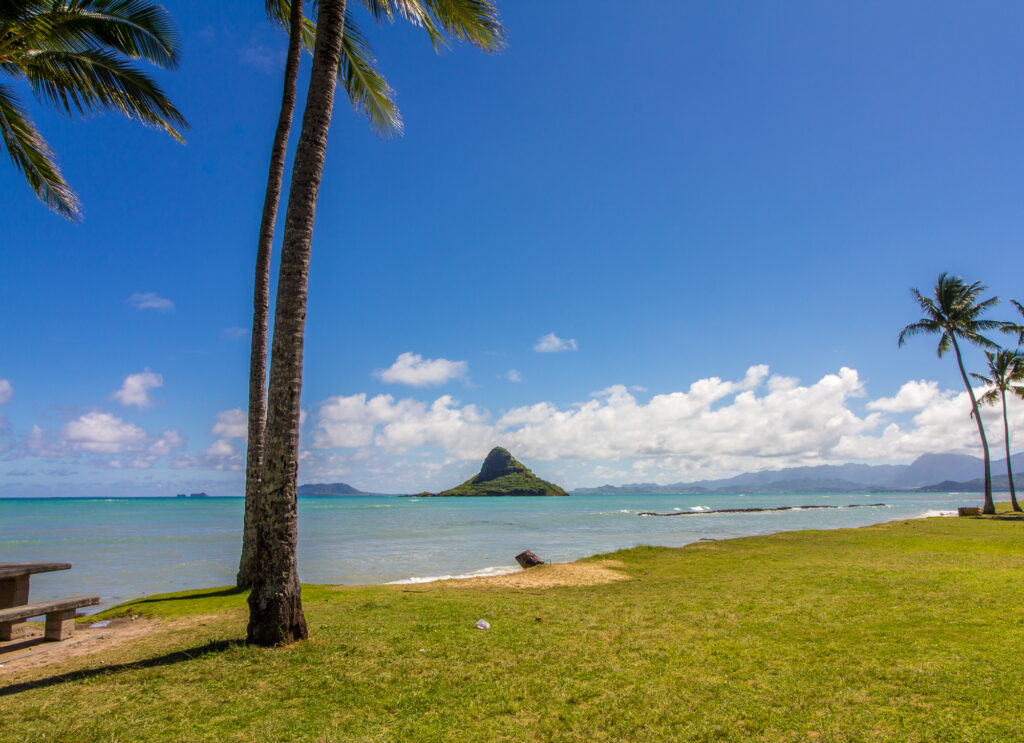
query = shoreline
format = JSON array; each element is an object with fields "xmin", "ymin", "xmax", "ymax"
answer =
[
  {"xmin": 3, "ymin": 495, "xmax": 973, "ymax": 611},
  {"xmin": 378, "ymin": 505, "xmax": 958, "ymax": 587}
]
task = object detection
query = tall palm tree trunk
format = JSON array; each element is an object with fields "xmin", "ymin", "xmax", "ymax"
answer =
[
  {"xmin": 952, "ymin": 337, "xmax": 995, "ymax": 514},
  {"xmin": 247, "ymin": 0, "xmax": 348, "ymax": 646},
  {"xmin": 237, "ymin": 0, "xmax": 306, "ymax": 590},
  {"xmin": 1000, "ymin": 390, "xmax": 1022, "ymax": 512}
]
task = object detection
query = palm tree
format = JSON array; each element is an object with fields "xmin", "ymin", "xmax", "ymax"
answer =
[
  {"xmin": 236, "ymin": 0, "xmax": 402, "ymax": 590},
  {"xmin": 971, "ymin": 350, "xmax": 1024, "ymax": 512},
  {"xmin": 0, "ymin": 0, "xmax": 187, "ymax": 219},
  {"xmin": 898, "ymin": 273, "xmax": 1002, "ymax": 514},
  {"xmin": 236, "ymin": 0, "xmax": 493, "ymax": 588},
  {"xmin": 246, "ymin": 0, "xmax": 505, "ymax": 645}
]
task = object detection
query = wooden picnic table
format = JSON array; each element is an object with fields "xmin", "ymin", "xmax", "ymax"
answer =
[
  {"xmin": 0, "ymin": 562, "xmax": 98, "ymax": 641},
  {"xmin": 0, "ymin": 561, "xmax": 71, "ymax": 582}
]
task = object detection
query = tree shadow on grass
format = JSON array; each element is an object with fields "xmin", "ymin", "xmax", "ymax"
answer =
[
  {"xmin": 0, "ymin": 638, "xmax": 243, "ymax": 698},
  {"xmin": 129, "ymin": 586, "xmax": 247, "ymax": 606}
]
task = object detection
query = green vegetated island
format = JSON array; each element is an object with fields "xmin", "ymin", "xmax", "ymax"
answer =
[{"xmin": 413, "ymin": 447, "xmax": 568, "ymax": 497}]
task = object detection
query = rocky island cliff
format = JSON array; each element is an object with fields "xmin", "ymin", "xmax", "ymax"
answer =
[{"xmin": 416, "ymin": 447, "xmax": 568, "ymax": 497}]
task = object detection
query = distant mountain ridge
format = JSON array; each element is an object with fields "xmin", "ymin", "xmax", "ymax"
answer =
[
  {"xmin": 298, "ymin": 482, "xmax": 371, "ymax": 496},
  {"xmin": 571, "ymin": 452, "xmax": 1024, "ymax": 495}
]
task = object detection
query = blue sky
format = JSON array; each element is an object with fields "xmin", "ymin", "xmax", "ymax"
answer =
[{"xmin": 3, "ymin": 1, "xmax": 1024, "ymax": 496}]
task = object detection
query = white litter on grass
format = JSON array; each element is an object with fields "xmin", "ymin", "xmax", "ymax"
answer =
[
  {"xmin": 89, "ymin": 621, "xmax": 110, "ymax": 629},
  {"xmin": 475, "ymin": 619, "xmax": 490, "ymax": 630}
]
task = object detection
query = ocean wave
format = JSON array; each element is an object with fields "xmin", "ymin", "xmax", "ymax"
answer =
[
  {"xmin": 690, "ymin": 506, "xmax": 710, "ymax": 512},
  {"xmin": 916, "ymin": 509, "xmax": 957, "ymax": 519},
  {"xmin": 386, "ymin": 565, "xmax": 519, "ymax": 585}
]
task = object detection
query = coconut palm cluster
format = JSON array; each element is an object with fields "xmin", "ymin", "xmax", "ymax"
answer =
[{"xmin": 900, "ymin": 273, "xmax": 1024, "ymax": 514}]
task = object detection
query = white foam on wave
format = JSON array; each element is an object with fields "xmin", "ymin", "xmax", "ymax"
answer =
[
  {"xmin": 386, "ymin": 565, "xmax": 520, "ymax": 585},
  {"xmin": 690, "ymin": 505, "xmax": 710, "ymax": 512},
  {"xmin": 916, "ymin": 509, "xmax": 957, "ymax": 519}
]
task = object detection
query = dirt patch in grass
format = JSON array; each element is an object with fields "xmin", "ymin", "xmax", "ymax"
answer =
[
  {"xmin": 453, "ymin": 559, "xmax": 630, "ymax": 589},
  {"xmin": 0, "ymin": 614, "xmax": 219, "ymax": 675}
]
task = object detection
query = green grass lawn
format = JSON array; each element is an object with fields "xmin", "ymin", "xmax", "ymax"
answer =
[{"xmin": 4, "ymin": 511, "xmax": 1024, "ymax": 742}]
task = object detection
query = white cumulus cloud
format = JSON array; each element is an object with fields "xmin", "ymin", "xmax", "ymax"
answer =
[
  {"xmin": 0, "ymin": 379, "xmax": 11, "ymax": 405},
  {"xmin": 836, "ymin": 383, "xmax": 1023, "ymax": 462},
  {"xmin": 866, "ymin": 380, "xmax": 947, "ymax": 412},
  {"xmin": 533, "ymin": 332, "xmax": 578, "ymax": 353},
  {"xmin": 311, "ymin": 365, "xmax": 880, "ymax": 476},
  {"xmin": 212, "ymin": 409, "xmax": 247, "ymax": 438},
  {"xmin": 27, "ymin": 412, "xmax": 184, "ymax": 468},
  {"xmin": 128, "ymin": 292, "xmax": 174, "ymax": 311},
  {"xmin": 506, "ymin": 369, "xmax": 523, "ymax": 383},
  {"xmin": 61, "ymin": 412, "xmax": 149, "ymax": 454},
  {"xmin": 111, "ymin": 371, "xmax": 163, "ymax": 409},
  {"xmin": 374, "ymin": 352, "xmax": 468, "ymax": 387},
  {"xmin": 299, "ymin": 366, "xmax": 1024, "ymax": 491}
]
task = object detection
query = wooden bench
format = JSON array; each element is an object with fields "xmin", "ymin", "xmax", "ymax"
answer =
[{"xmin": 0, "ymin": 596, "xmax": 101, "ymax": 641}]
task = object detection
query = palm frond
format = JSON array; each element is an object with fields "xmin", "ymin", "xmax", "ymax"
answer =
[
  {"xmin": 20, "ymin": 48, "xmax": 186, "ymax": 141},
  {"xmin": 340, "ymin": 12, "xmax": 401, "ymax": 136},
  {"xmin": 265, "ymin": 0, "xmax": 288, "ymax": 25},
  {"xmin": 959, "ymin": 330, "xmax": 1001, "ymax": 350},
  {"xmin": 267, "ymin": 3, "xmax": 401, "ymax": 137},
  {"xmin": 970, "ymin": 390, "xmax": 995, "ymax": 413},
  {"xmin": 936, "ymin": 331, "xmax": 952, "ymax": 357},
  {"xmin": 23, "ymin": 0, "xmax": 182, "ymax": 69},
  {"xmin": 1009, "ymin": 300, "xmax": 1024, "ymax": 344},
  {"xmin": 422, "ymin": 0, "xmax": 505, "ymax": 51},
  {"xmin": 909, "ymin": 288, "xmax": 940, "ymax": 320},
  {"xmin": 388, "ymin": 0, "xmax": 446, "ymax": 49},
  {"xmin": 897, "ymin": 319, "xmax": 939, "ymax": 347},
  {"xmin": 0, "ymin": 82, "xmax": 80, "ymax": 219},
  {"xmin": 358, "ymin": 0, "xmax": 393, "ymax": 24},
  {"xmin": 901, "ymin": 274, "xmax": 1001, "ymax": 356},
  {"xmin": 970, "ymin": 371, "xmax": 993, "ymax": 386}
]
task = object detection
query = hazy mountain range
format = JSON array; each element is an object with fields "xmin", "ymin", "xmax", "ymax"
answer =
[
  {"xmin": 297, "ymin": 482, "xmax": 379, "ymax": 496},
  {"xmin": 570, "ymin": 452, "xmax": 1024, "ymax": 495}
]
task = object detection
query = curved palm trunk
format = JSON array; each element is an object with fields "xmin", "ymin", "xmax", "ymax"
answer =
[
  {"xmin": 247, "ymin": 0, "xmax": 348, "ymax": 646},
  {"xmin": 237, "ymin": 0, "xmax": 306, "ymax": 590},
  {"xmin": 1000, "ymin": 390, "xmax": 1021, "ymax": 512},
  {"xmin": 951, "ymin": 337, "xmax": 994, "ymax": 514}
]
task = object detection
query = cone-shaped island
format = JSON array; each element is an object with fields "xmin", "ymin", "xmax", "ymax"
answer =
[{"xmin": 416, "ymin": 447, "xmax": 568, "ymax": 497}]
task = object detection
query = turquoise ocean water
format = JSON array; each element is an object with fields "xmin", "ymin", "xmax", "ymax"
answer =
[{"xmin": 0, "ymin": 492, "xmax": 970, "ymax": 611}]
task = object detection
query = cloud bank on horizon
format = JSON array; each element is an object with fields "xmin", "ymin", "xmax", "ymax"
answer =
[{"xmin": 3, "ymin": 365, "xmax": 1020, "ymax": 493}]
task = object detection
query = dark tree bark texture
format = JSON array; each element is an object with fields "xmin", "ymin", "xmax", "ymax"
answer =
[
  {"xmin": 247, "ymin": 0, "xmax": 348, "ymax": 646},
  {"xmin": 237, "ymin": 0, "xmax": 306, "ymax": 590}
]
